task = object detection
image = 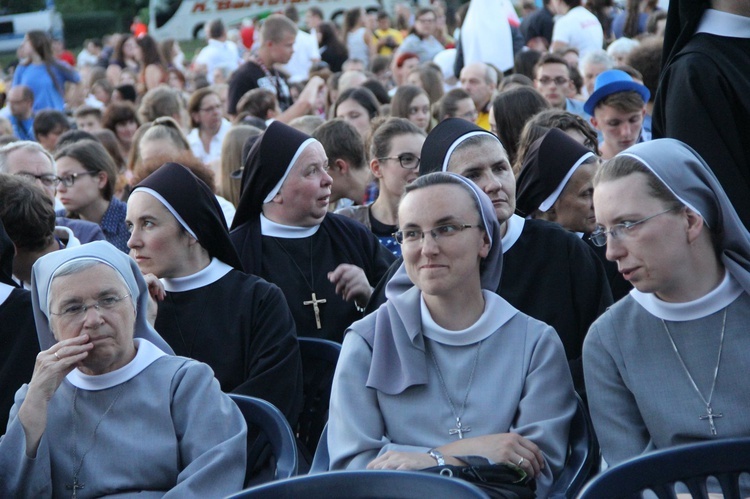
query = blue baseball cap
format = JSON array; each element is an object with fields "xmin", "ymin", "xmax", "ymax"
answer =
[{"xmin": 584, "ymin": 69, "xmax": 650, "ymax": 115}]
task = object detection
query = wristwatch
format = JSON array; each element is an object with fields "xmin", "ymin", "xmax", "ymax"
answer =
[{"xmin": 428, "ymin": 448, "xmax": 446, "ymax": 466}]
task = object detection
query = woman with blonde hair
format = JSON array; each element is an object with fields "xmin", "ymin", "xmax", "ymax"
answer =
[{"xmin": 218, "ymin": 125, "xmax": 262, "ymax": 206}]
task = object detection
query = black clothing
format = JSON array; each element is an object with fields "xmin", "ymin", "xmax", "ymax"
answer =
[
  {"xmin": 520, "ymin": 7, "xmax": 555, "ymax": 46},
  {"xmin": 0, "ymin": 289, "xmax": 37, "ymax": 431},
  {"xmin": 231, "ymin": 214, "xmax": 396, "ymax": 342},
  {"xmin": 652, "ymin": 33, "xmax": 750, "ymax": 230},
  {"xmin": 155, "ymin": 269, "xmax": 303, "ymax": 425},
  {"xmin": 320, "ymin": 45, "xmax": 348, "ymax": 73},
  {"xmin": 0, "ymin": 221, "xmax": 37, "ymax": 431},
  {"xmin": 227, "ymin": 60, "xmax": 292, "ymax": 116}
]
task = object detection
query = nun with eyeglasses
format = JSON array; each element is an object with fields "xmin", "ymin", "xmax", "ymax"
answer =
[{"xmin": 584, "ymin": 139, "xmax": 750, "ymax": 495}]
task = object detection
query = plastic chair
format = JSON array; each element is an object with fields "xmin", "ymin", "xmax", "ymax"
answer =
[
  {"xmin": 229, "ymin": 394, "xmax": 299, "ymax": 484},
  {"xmin": 226, "ymin": 470, "xmax": 491, "ymax": 498},
  {"xmin": 577, "ymin": 437, "xmax": 750, "ymax": 499},
  {"xmin": 295, "ymin": 337, "xmax": 342, "ymax": 462},
  {"xmin": 548, "ymin": 393, "xmax": 600, "ymax": 498}
]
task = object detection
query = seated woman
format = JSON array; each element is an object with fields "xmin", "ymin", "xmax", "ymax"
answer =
[
  {"xmin": 336, "ymin": 117, "xmax": 426, "ymax": 257},
  {"xmin": 126, "ymin": 161, "xmax": 303, "ymax": 428},
  {"xmin": 54, "ymin": 140, "xmax": 130, "ymax": 253},
  {"xmin": 0, "ymin": 241, "xmax": 247, "ymax": 497},
  {"xmin": 584, "ymin": 139, "xmax": 750, "ymax": 475},
  {"xmin": 328, "ymin": 172, "xmax": 576, "ymax": 498},
  {"xmin": 515, "ymin": 128, "xmax": 631, "ymax": 302}
]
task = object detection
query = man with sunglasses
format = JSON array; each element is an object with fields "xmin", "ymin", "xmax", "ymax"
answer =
[{"xmin": 0, "ymin": 141, "xmax": 104, "ymax": 247}]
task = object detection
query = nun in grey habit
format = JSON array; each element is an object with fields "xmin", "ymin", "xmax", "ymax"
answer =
[
  {"xmin": 584, "ymin": 139, "xmax": 750, "ymax": 494},
  {"xmin": 0, "ymin": 241, "xmax": 247, "ymax": 497},
  {"xmin": 328, "ymin": 172, "xmax": 576, "ymax": 498}
]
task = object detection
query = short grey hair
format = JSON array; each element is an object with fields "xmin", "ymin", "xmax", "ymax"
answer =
[
  {"xmin": 579, "ymin": 49, "xmax": 614, "ymax": 73},
  {"xmin": 0, "ymin": 141, "xmax": 55, "ymax": 173}
]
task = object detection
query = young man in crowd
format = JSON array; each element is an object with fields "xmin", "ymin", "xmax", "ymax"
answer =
[
  {"xmin": 584, "ymin": 69, "xmax": 649, "ymax": 159},
  {"xmin": 534, "ymin": 53, "xmax": 588, "ymax": 119},
  {"xmin": 227, "ymin": 15, "xmax": 324, "ymax": 121}
]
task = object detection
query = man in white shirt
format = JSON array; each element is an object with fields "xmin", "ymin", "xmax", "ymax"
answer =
[
  {"xmin": 281, "ymin": 6, "xmax": 321, "ymax": 84},
  {"xmin": 194, "ymin": 19, "xmax": 242, "ymax": 84},
  {"xmin": 550, "ymin": 0, "xmax": 604, "ymax": 59}
]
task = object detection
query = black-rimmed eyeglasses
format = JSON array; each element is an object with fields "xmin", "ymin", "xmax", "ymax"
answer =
[
  {"xmin": 378, "ymin": 153, "xmax": 420, "ymax": 170},
  {"xmin": 59, "ymin": 171, "xmax": 98, "ymax": 188},
  {"xmin": 589, "ymin": 207, "xmax": 679, "ymax": 247}
]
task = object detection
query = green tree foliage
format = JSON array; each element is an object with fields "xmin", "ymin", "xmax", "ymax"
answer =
[
  {"xmin": 55, "ymin": 0, "xmax": 148, "ymax": 16},
  {"xmin": 1, "ymin": 0, "xmax": 47, "ymax": 14}
]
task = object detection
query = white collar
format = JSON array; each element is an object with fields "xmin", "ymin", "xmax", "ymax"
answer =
[
  {"xmin": 421, "ymin": 290, "xmax": 518, "ymax": 345},
  {"xmin": 630, "ymin": 271, "xmax": 744, "ymax": 321},
  {"xmin": 0, "ymin": 282, "xmax": 13, "ymax": 306},
  {"xmin": 697, "ymin": 9, "xmax": 750, "ymax": 39},
  {"xmin": 161, "ymin": 258, "xmax": 232, "ymax": 292},
  {"xmin": 66, "ymin": 338, "xmax": 168, "ymax": 391},
  {"xmin": 260, "ymin": 213, "xmax": 320, "ymax": 238},
  {"xmin": 501, "ymin": 214, "xmax": 525, "ymax": 253}
]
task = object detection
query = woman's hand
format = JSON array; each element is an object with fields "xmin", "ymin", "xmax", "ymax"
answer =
[
  {"xmin": 366, "ymin": 450, "xmax": 439, "ymax": 471},
  {"xmin": 328, "ymin": 264, "xmax": 372, "ymax": 308},
  {"xmin": 142, "ymin": 273, "xmax": 165, "ymax": 326},
  {"xmin": 28, "ymin": 335, "xmax": 93, "ymax": 402},
  {"xmin": 439, "ymin": 433, "xmax": 545, "ymax": 478},
  {"xmin": 19, "ymin": 335, "xmax": 94, "ymax": 457}
]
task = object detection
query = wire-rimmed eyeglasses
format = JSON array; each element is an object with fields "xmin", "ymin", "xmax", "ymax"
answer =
[{"xmin": 589, "ymin": 207, "xmax": 679, "ymax": 247}]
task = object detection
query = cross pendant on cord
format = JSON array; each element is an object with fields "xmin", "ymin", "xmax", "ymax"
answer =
[
  {"xmin": 449, "ymin": 417, "xmax": 471, "ymax": 439},
  {"xmin": 66, "ymin": 478, "xmax": 84, "ymax": 499},
  {"xmin": 303, "ymin": 292, "xmax": 327, "ymax": 330},
  {"xmin": 699, "ymin": 405, "xmax": 723, "ymax": 436}
]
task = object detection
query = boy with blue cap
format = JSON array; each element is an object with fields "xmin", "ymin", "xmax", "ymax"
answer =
[{"xmin": 584, "ymin": 69, "xmax": 650, "ymax": 159}]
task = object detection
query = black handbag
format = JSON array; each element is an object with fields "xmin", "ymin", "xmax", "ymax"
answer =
[{"xmin": 421, "ymin": 458, "xmax": 536, "ymax": 499}]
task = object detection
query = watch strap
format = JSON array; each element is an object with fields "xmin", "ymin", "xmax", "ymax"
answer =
[{"xmin": 428, "ymin": 448, "xmax": 446, "ymax": 466}]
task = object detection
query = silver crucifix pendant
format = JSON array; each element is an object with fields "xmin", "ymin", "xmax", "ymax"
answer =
[
  {"xmin": 699, "ymin": 405, "xmax": 723, "ymax": 436},
  {"xmin": 449, "ymin": 417, "xmax": 471, "ymax": 439},
  {"xmin": 66, "ymin": 478, "xmax": 84, "ymax": 499}
]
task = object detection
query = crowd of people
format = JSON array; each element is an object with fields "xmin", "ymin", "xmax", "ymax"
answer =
[{"xmin": 1, "ymin": 0, "xmax": 749, "ymax": 496}]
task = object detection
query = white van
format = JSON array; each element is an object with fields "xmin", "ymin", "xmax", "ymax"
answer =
[
  {"xmin": 148, "ymin": 0, "xmax": 428, "ymax": 41},
  {"xmin": 0, "ymin": 3, "xmax": 63, "ymax": 53}
]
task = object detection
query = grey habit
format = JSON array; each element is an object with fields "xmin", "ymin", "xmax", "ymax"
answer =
[
  {"xmin": 0, "ymin": 241, "xmax": 248, "ymax": 498},
  {"xmin": 328, "ymin": 174, "xmax": 576, "ymax": 498},
  {"xmin": 583, "ymin": 139, "xmax": 750, "ymax": 477}
]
